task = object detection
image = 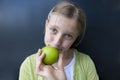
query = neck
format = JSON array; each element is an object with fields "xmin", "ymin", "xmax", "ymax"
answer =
[
  {"xmin": 63, "ymin": 49, "xmax": 74, "ymax": 59},
  {"xmin": 63, "ymin": 49, "xmax": 74, "ymax": 66}
]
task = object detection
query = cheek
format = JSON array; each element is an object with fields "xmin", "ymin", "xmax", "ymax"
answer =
[
  {"xmin": 44, "ymin": 33, "xmax": 50, "ymax": 42},
  {"xmin": 44, "ymin": 31, "xmax": 53, "ymax": 44}
]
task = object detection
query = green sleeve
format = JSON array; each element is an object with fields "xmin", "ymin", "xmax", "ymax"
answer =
[
  {"xmin": 86, "ymin": 56, "xmax": 99, "ymax": 80},
  {"xmin": 74, "ymin": 50, "xmax": 99, "ymax": 80},
  {"xmin": 19, "ymin": 54, "xmax": 45, "ymax": 80},
  {"xmin": 19, "ymin": 57, "xmax": 34, "ymax": 80}
]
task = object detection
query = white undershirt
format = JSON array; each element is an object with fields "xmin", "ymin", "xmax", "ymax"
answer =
[{"xmin": 64, "ymin": 52, "xmax": 75, "ymax": 80}]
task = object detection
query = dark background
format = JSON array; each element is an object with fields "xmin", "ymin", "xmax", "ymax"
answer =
[{"xmin": 0, "ymin": 0, "xmax": 120, "ymax": 80}]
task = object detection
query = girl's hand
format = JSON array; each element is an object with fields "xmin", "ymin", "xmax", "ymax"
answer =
[{"xmin": 36, "ymin": 49, "xmax": 66, "ymax": 80}]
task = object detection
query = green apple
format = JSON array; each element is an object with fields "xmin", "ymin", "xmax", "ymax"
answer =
[{"xmin": 42, "ymin": 46, "xmax": 59, "ymax": 65}]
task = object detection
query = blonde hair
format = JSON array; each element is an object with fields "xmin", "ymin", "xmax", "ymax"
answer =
[{"xmin": 47, "ymin": 1, "xmax": 86, "ymax": 48}]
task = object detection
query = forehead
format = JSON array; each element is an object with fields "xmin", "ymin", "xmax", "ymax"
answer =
[{"xmin": 48, "ymin": 14, "xmax": 80, "ymax": 35}]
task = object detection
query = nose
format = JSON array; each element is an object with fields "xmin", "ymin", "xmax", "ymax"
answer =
[{"xmin": 53, "ymin": 34, "xmax": 63, "ymax": 47}]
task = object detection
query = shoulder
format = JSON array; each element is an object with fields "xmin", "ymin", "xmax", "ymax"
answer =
[
  {"xmin": 23, "ymin": 53, "xmax": 36, "ymax": 63},
  {"xmin": 74, "ymin": 49, "xmax": 98, "ymax": 72},
  {"xmin": 74, "ymin": 49, "xmax": 95, "ymax": 67},
  {"xmin": 27, "ymin": 53, "xmax": 36, "ymax": 61},
  {"xmin": 20, "ymin": 53, "xmax": 36, "ymax": 69},
  {"xmin": 74, "ymin": 49, "xmax": 99, "ymax": 80},
  {"xmin": 74, "ymin": 49, "xmax": 91, "ymax": 60}
]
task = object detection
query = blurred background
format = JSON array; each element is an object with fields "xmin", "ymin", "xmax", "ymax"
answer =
[{"xmin": 0, "ymin": 0, "xmax": 120, "ymax": 80}]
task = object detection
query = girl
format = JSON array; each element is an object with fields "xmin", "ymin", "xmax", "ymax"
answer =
[{"xmin": 19, "ymin": 1, "xmax": 99, "ymax": 80}]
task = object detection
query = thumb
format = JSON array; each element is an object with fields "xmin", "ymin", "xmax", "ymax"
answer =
[{"xmin": 57, "ymin": 54, "xmax": 64, "ymax": 70}]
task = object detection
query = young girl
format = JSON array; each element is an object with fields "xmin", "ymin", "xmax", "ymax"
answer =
[{"xmin": 19, "ymin": 1, "xmax": 99, "ymax": 80}]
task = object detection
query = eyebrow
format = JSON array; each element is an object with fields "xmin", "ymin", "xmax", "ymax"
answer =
[{"xmin": 49, "ymin": 24, "xmax": 60, "ymax": 29}]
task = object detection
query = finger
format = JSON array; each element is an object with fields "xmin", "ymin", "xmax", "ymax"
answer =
[
  {"xmin": 57, "ymin": 54, "xmax": 64, "ymax": 70},
  {"xmin": 36, "ymin": 49, "xmax": 46, "ymax": 73},
  {"xmin": 40, "ymin": 52, "xmax": 46, "ymax": 61},
  {"xmin": 36, "ymin": 53, "xmax": 46, "ymax": 69},
  {"xmin": 36, "ymin": 49, "xmax": 42, "ymax": 57},
  {"xmin": 36, "ymin": 49, "xmax": 42, "ymax": 73},
  {"xmin": 36, "ymin": 49, "xmax": 46, "ymax": 62}
]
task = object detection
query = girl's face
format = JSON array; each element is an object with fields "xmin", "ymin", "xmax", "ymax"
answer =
[{"xmin": 44, "ymin": 14, "xmax": 79, "ymax": 52}]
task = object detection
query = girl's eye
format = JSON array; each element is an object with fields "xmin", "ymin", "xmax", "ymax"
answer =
[
  {"xmin": 50, "ymin": 28, "xmax": 57, "ymax": 33},
  {"xmin": 65, "ymin": 34, "xmax": 73, "ymax": 40}
]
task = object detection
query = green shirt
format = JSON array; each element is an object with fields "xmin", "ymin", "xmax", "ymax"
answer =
[{"xmin": 19, "ymin": 49, "xmax": 99, "ymax": 80}]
